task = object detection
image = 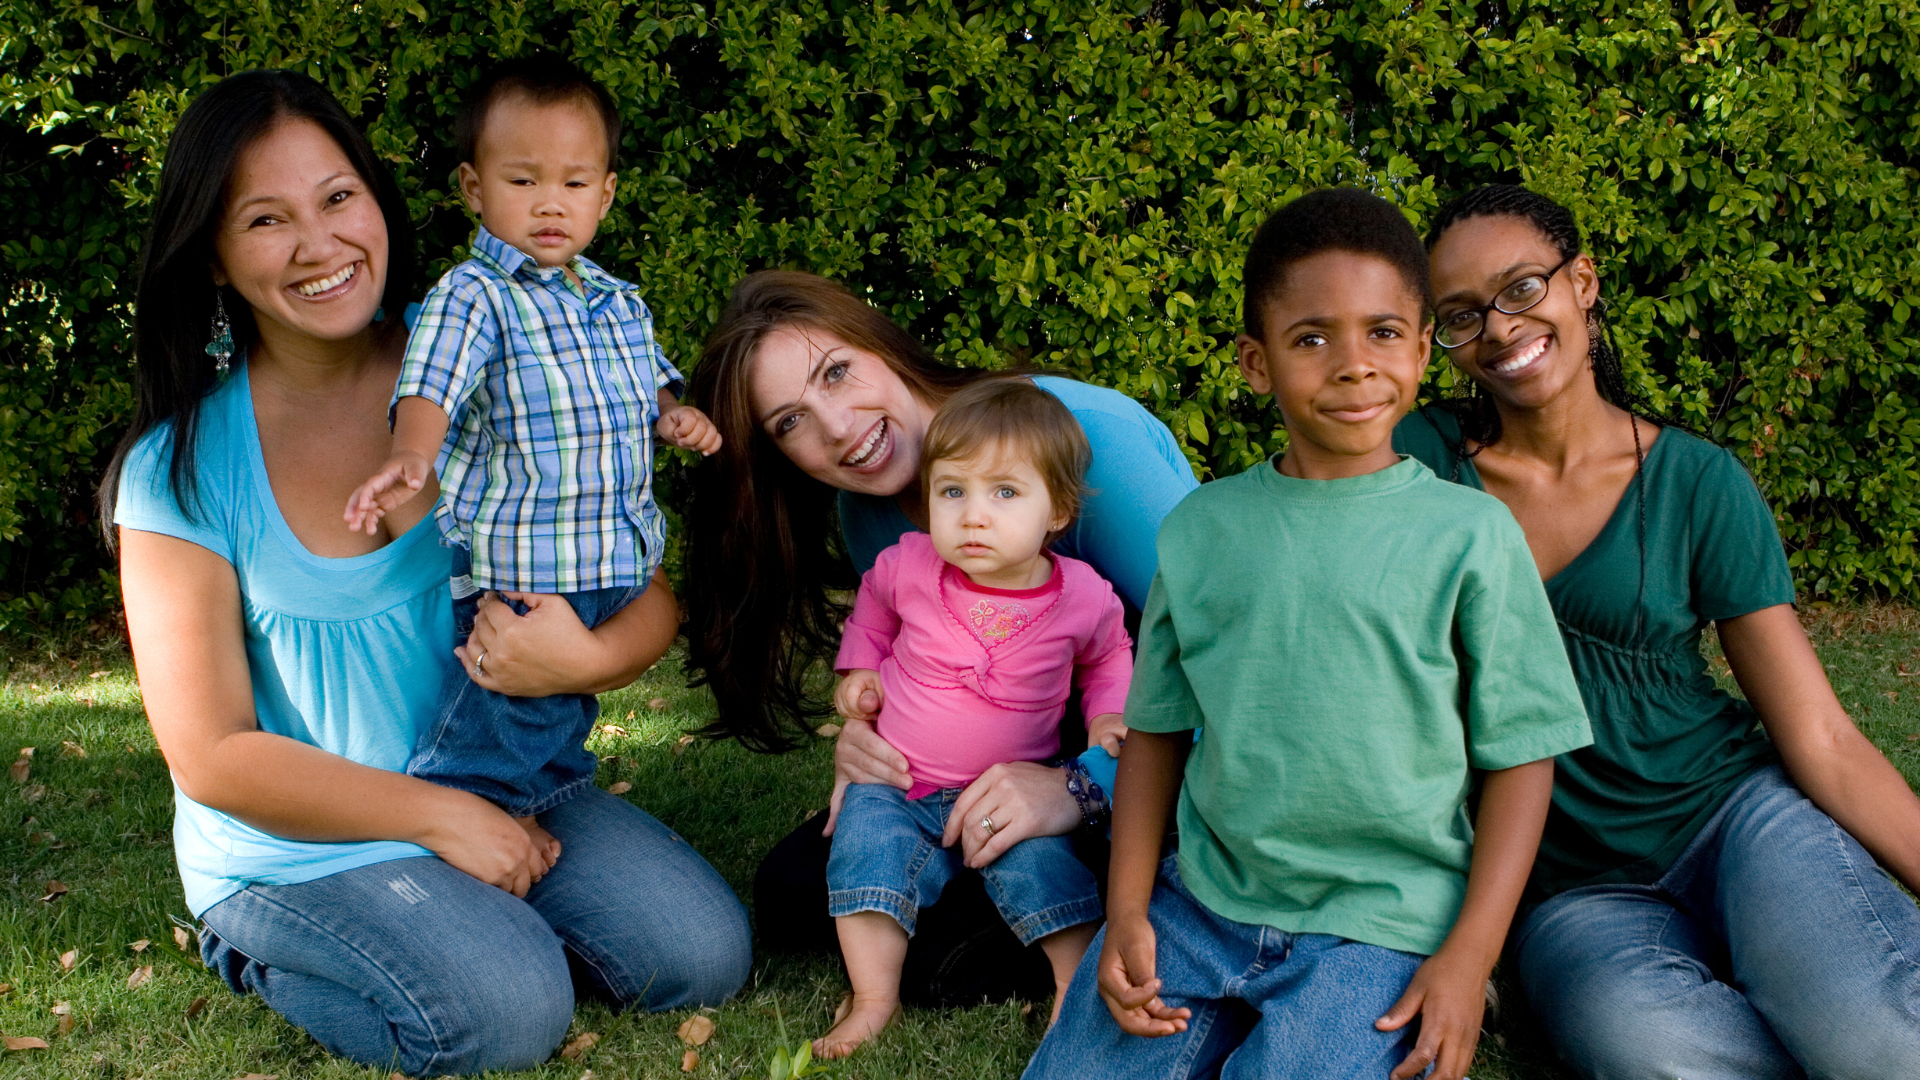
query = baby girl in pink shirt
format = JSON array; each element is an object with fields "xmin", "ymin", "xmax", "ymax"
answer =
[{"xmin": 816, "ymin": 379, "xmax": 1132, "ymax": 1059}]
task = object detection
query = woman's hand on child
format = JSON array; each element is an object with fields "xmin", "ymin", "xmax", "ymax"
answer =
[
  {"xmin": 656, "ymin": 404, "xmax": 723, "ymax": 456},
  {"xmin": 343, "ymin": 450, "xmax": 432, "ymax": 534},
  {"xmin": 823, "ymin": 715, "xmax": 910, "ymax": 837},
  {"xmin": 944, "ymin": 761, "xmax": 1084, "ymax": 868},
  {"xmin": 1097, "ymin": 912, "xmax": 1190, "ymax": 1037},
  {"xmin": 1375, "ymin": 943, "xmax": 1492, "ymax": 1080},
  {"xmin": 1088, "ymin": 713, "xmax": 1128, "ymax": 758}
]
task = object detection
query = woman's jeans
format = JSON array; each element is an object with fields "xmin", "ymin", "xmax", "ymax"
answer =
[
  {"xmin": 1515, "ymin": 764, "xmax": 1920, "ymax": 1080},
  {"xmin": 199, "ymin": 787, "xmax": 751, "ymax": 1076}
]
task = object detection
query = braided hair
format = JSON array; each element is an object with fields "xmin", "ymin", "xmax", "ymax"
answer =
[{"xmin": 1424, "ymin": 184, "xmax": 1669, "ymax": 452}]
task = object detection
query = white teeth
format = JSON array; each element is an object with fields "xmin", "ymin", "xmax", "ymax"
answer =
[
  {"xmin": 297, "ymin": 263, "xmax": 356, "ymax": 296},
  {"xmin": 1492, "ymin": 337, "xmax": 1548, "ymax": 373},
  {"xmin": 847, "ymin": 421, "xmax": 887, "ymax": 467}
]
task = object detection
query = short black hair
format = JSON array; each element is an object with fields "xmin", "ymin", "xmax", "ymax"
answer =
[
  {"xmin": 1241, "ymin": 188, "xmax": 1431, "ymax": 340},
  {"xmin": 455, "ymin": 53, "xmax": 621, "ymax": 170},
  {"xmin": 1426, "ymin": 183, "xmax": 1580, "ymax": 259}
]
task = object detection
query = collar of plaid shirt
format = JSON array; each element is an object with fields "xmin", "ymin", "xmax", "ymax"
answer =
[{"xmin": 467, "ymin": 225, "xmax": 625, "ymax": 299}]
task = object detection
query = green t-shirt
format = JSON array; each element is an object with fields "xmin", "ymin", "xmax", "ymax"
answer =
[
  {"xmin": 1395, "ymin": 408, "xmax": 1795, "ymax": 900},
  {"xmin": 1129, "ymin": 456, "xmax": 1593, "ymax": 956}
]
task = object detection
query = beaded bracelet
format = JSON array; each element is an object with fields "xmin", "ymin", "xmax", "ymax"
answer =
[{"xmin": 1061, "ymin": 757, "xmax": 1111, "ymax": 828}]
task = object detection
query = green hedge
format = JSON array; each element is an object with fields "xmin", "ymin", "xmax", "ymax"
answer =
[{"xmin": 3, "ymin": 0, "xmax": 1918, "ymax": 632}]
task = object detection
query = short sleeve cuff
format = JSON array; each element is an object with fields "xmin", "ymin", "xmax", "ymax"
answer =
[
  {"xmin": 1468, "ymin": 719, "xmax": 1594, "ymax": 771},
  {"xmin": 112, "ymin": 516, "xmax": 232, "ymax": 565},
  {"xmin": 1125, "ymin": 703, "xmax": 1203, "ymax": 734}
]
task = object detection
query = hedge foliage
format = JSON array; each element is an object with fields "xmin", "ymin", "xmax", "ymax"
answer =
[{"xmin": 3, "ymin": 0, "xmax": 1918, "ymax": 631}]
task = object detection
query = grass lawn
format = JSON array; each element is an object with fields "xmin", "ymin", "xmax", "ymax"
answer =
[{"xmin": 3, "ymin": 607, "xmax": 1917, "ymax": 1079}]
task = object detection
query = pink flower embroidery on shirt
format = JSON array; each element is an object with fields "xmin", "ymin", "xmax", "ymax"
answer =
[{"xmin": 968, "ymin": 598, "xmax": 1034, "ymax": 645}]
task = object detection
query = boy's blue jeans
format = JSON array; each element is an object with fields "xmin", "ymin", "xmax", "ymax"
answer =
[
  {"xmin": 1514, "ymin": 763, "xmax": 1920, "ymax": 1080},
  {"xmin": 827, "ymin": 782, "xmax": 1102, "ymax": 946},
  {"xmin": 1024, "ymin": 855, "xmax": 1426, "ymax": 1080},
  {"xmin": 407, "ymin": 548, "xmax": 646, "ymax": 816}
]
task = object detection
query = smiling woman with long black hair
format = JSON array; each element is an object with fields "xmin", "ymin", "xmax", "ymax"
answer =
[{"xmin": 101, "ymin": 70, "xmax": 748, "ymax": 1074}]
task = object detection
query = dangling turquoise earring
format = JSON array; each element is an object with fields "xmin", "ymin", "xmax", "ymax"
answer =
[{"xmin": 207, "ymin": 292, "xmax": 234, "ymax": 378}]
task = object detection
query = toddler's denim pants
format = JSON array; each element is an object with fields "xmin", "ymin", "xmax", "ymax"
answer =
[
  {"xmin": 1513, "ymin": 763, "xmax": 1920, "ymax": 1080},
  {"xmin": 1024, "ymin": 854, "xmax": 1427, "ymax": 1080},
  {"xmin": 407, "ymin": 547, "xmax": 647, "ymax": 816},
  {"xmin": 827, "ymin": 782, "xmax": 1103, "ymax": 946}
]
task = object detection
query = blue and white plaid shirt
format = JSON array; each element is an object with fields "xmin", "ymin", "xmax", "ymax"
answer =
[{"xmin": 394, "ymin": 226, "xmax": 684, "ymax": 593}]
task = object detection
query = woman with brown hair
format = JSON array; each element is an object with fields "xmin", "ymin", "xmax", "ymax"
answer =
[{"xmin": 684, "ymin": 270, "xmax": 1198, "ymax": 1004}]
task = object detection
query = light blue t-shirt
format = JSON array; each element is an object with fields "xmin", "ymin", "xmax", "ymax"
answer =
[
  {"xmin": 114, "ymin": 365, "xmax": 449, "ymax": 915},
  {"xmin": 838, "ymin": 375, "xmax": 1199, "ymax": 794}
]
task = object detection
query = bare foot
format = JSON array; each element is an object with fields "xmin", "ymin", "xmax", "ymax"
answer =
[
  {"xmin": 515, "ymin": 815, "xmax": 561, "ymax": 881},
  {"xmin": 812, "ymin": 993, "xmax": 900, "ymax": 1060}
]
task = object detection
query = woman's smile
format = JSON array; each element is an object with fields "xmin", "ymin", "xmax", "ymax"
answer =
[
  {"xmin": 1485, "ymin": 334, "xmax": 1551, "ymax": 377},
  {"xmin": 292, "ymin": 260, "xmax": 361, "ymax": 300},
  {"xmin": 842, "ymin": 417, "xmax": 892, "ymax": 470}
]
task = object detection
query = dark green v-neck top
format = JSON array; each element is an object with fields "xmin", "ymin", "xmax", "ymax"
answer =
[{"xmin": 1395, "ymin": 407, "xmax": 1795, "ymax": 900}]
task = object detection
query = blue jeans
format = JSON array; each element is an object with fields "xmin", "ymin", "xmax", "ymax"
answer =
[
  {"xmin": 1025, "ymin": 855, "xmax": 1426, "ymax": 1080},
  {"xmin": 827, "ymin": 782, "xmax": 1102, "ymax": 946},
  {"xmin": 1515, "ymin": 764, "xmax": 1920, "ymax": 1080},
  {"xmin": 198, "ymin": 787, "xmax": 751, "ymax": 1076},
  {"xmin": 407, "ymin": 548, "xmax": 646, "ymax": 816}
]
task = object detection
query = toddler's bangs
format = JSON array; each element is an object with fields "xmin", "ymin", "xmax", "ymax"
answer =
[{"xmin": 923, "ymin": 378, "xmax": 1091, "ymax": 530}]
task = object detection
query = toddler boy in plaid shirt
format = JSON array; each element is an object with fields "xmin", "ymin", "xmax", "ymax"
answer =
[{"xmin": 345, "ymin": 54, "xmax": 718, "ymax": 879}]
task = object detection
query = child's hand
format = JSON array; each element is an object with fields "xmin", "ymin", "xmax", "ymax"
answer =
[
  {"xmin": 344, "ymin": 450, "xmax": 433, "ymax": 535},
  {"xmin": 834, "ymin": 669, "xmax": 884, "ymax": 723},
  {"xmin": 1088, "ymin": 712, "xmax": 1128, "ymax": 758},
  {"xmin": 1096, "ymin": 912, "xmax": 1190, "ymax": 1038},
  {"xmin": 1375, "ymin": 943, "xmax": 1492, "ymax": 1080},
  {"xmin": 656, "ymin": 404, "xmax": 723, "ymax": 456}
]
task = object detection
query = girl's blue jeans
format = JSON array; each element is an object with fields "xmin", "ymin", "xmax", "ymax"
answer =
[
  {"xmin": 827, "ymin": 782, "xmax": 1102, "ymax": 946},
  {"xmin": 1024, "ymin": 854, "xmax": 1426, "ymax": 1080},
  {"xmin": 1515, "ymin": 763, "xmax": 1920, "ymax": 1080},
  {"xmin": 198, "ymin": 787, "xmax": 751, "ymax": 1076}
]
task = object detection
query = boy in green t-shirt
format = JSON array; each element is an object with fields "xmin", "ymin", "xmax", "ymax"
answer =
[{"xmin": 1023, "ymin": 189, "xmax": 1593, "ymax": 1080}]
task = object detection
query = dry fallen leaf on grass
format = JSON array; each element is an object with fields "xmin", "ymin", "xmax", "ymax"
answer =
[
  {"xmin": 186, "ymin": 997, "xmax": 208, "ymax": 1019},
  {"xmin": 90, "ymin": 671, "xmax": 107, "ymax": 679},
  {"xmin": 676, "ymin": 1014, "xmax": 715, "ymax": 1046},
  {"xmin": 648, "ymin": 697, "xmax": 669, "ymax": 710},
  {"xmin": 558, "ymin": 1032, "xmax": 600, "ymax": 1059},
  {"xmin": 174, "ymin": 927, "xmax": 192, "ymax": 951},
  {"xmin": 607, "ymin": 781, "xmax": 632, "ymax": 795},
  {"xmin": 49, "ymin": 1003, "xmax": 69, "ymax": 1016},
  {"xmin": 0, "ymin": 984, "xmax": 10, "ymax": 995},
  {"xmin": 40, "ymin": 880, "xmax": 68, "ymax": 903},
  {"xmin": 3, "ymin": 1036, "xmax": 50, "ymax": 1051},
  {"xmin": 57, "ymin": 1014, "xmax": 73, "ymax": 1036},
  {"xmin": 130, "ymin": 939, "xmax": 151, "ymax": 953},
  {"xmin": 681, "ymin": 1048, "xmax": 699, "ymax": 1071},
  {"xmin": 22, "ymin": 784, "xmax": 45, "ymax": 802},
  {"xmin": 672, "ymin": 735, "xmax": 696, "ymax": 756},
  {"xmin": 235, "ymin": 1073, "xmax": 279, "ymax": 1079},
  {"xmin": 127, "ymin": 965, "xmax": 152, "ymax": 990},
  {"xmin": 58, "ymin": 950, "xmax": 77, "ymax": 971},
  {"xmin": 8, "ymin": 756, "xmax": 29, "ymax": 784},
  {"xmin": 599, "ymin": 724, "xmax": 629, "ymax": 738},
  {"xmin": 814, "ymin": 723, "xmax": 842, "ymax": 738},
  {"xmin": 60, "ymin": 741, "xmax": 86, "ymax": 758}
]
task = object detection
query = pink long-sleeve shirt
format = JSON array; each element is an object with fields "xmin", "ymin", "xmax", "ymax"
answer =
[{"xmin": 835, "ymin": 532, "xmax": 1134, "ymax": 798}]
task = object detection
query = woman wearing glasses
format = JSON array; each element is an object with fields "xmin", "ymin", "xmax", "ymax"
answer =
[{"xmin": 1395, "ymin": 185, "xmax": 1920, "ymax": 1080}]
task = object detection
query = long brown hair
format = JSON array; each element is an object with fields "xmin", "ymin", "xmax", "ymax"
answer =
[{"xmin": 684, "ymin": 271, "xmax": 993, "ymax": 751}]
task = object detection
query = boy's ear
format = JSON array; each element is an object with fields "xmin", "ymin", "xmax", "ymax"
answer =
[
  {"xmin": 457, "ymin": 162, "xmax": 484, "ymax": 217},
  {"xmin": 1235, "ymin": 333, "xmax": 1273, "ymax": 395},
  {"xmin": 597, "ymin": 171, "xmax": 617, "ymax": 221}
]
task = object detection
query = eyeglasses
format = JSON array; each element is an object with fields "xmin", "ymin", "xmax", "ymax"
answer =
[{"xmin": 1432, "ymin": 254, "xmax": 1577, "ymax": 349}]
